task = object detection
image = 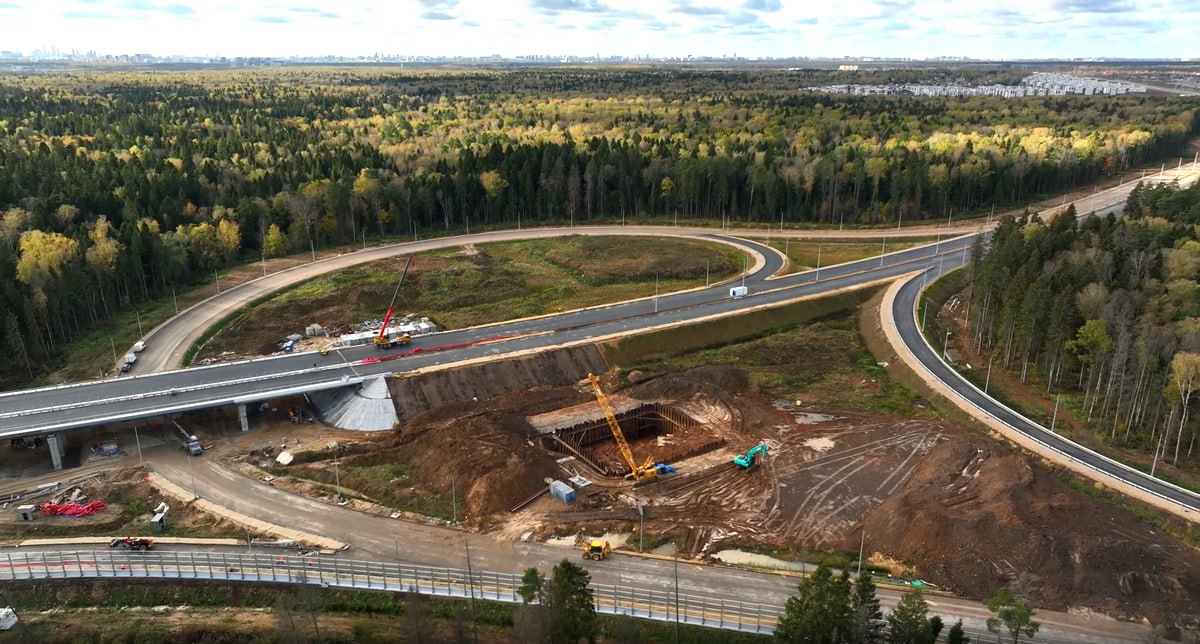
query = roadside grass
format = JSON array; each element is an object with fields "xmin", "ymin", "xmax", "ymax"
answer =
[
  {"xmin": 747, "ymin": 237, "xmax": 934, "ymax": 273},
  {"xmin": 600, "ymin": 285, "xmax": 927, "ymax": 416},
  {"xmin": 194, "ymin": 236, "xmax": 745, "ymax": 361},
  {"xmin": 272, "ymin": 462, "xmax": 455, "ymax": 521}
]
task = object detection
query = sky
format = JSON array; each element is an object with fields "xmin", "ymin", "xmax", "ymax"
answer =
[{"xmin": 0, "ymin": 0, "xmax": 1195, "ymax": 60}]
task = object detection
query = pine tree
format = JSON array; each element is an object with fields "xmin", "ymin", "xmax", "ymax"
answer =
[
  {"xmin": 546, "ymin": 559, "xmax": 598, "ymax": 644},
  {"xmin": 886, "ymin": 590, "xmax": 935, "ymax": 644},
  {"xmin": 985, "ymin": 586, "xmax": 1039, "ymax": 644},
  {"xmin": 775, "ymin": 565, "xmax": 853, "ymax": 643},
  {"xmin": 946, "ymin": 619, "xmax": 970, "ymax": 644},
  {"xmin": 851, "ymin": 572, "xmax": 884, "ymax": 642}
]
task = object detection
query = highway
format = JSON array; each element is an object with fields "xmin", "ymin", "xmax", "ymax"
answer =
[
  {"xmin": 0, "ymin": 231, "xmax": 974, "ymax": 437},
  {"xmin": 2, "ymin": 162, "xmax": 1198, "ymax": 641},
  {"xmin": 892, "ymin": 264, "xmax": 1200, "ymax": 517}
]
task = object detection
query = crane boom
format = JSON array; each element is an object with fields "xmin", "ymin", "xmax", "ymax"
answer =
[
  {"xmin": 587, "ymin": 373, "xmax": 656, "ymax": 482},
  {"xmin": 377, "ymin": 257, "xmax": 413, "ymax": 341}
]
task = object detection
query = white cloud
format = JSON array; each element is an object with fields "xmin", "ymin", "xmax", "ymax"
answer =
[{"xmin": 0, "ymin": 0, "xmax": 1193, "ymax": 58}]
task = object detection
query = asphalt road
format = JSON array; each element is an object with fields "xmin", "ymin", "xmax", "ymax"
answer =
[
  {"xmin": 892, "ymin": 263, "xmax": 1200, "ymax": 517},
  {"xmin": 132, "ymin": 445, "xmax": 1149, "ymax": 643},
  {"xmin": 0, "ymin": 231, "xmax": 974, "ymax": 437}
]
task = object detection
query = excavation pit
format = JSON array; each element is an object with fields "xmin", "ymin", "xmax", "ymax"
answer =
[{"xmin": 533, "ymin": 402, "xmax": 726, "ymax": 477}]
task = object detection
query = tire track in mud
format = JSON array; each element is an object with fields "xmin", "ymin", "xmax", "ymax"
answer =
[{"xmin": 762, "ymin": 419, "xmax": 945, "ymax": 547}]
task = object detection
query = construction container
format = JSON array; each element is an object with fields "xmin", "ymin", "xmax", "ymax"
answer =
[
  {"xmin": 16, "ymin": 505, "xmax": 35, "ymax": 521},
  {"xmin": 549, "ymin": 480, "xmax": 575, "ymax": 504}
]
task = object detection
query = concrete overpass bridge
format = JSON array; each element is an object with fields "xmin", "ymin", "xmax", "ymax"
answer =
[{"xmin": 0, "ymin": 231, "xmax": 973, "ymax": 468}]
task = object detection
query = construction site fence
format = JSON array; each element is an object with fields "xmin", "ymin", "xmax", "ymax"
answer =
[{"xmin": 0, "ymin": 549, "xmax": 780, "ymax": 634}]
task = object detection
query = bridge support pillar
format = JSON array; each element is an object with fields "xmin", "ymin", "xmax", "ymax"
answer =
[
  {"xmin": 47, "ymin": 432, "xmax": 66, "ymax": 470},
  {"xmin": 238, "ymin": 404, "xmax": 249, "ymax": 432}
]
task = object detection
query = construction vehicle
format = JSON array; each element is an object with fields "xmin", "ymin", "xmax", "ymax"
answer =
[
  {"xmin": 587, "ymin": 373, "xmax": 658, "ymax": 483},
  {"xmin": 374, "ymin": 257, "xmax": 414, "ymax": 350},
  {"xmin": 109, "ymin": 536, "xmax": 154, "ymax": 551},
  {"xmin": 734, "ymin": 442, "xmax": 768, "ymax": 469},
  {"xmin": 582, "ymin": 539, "xmax": 612, "ymax": 561},
  {"xmin": 170, "ymin": 419, "xmax": 203, "ymax": 456}
]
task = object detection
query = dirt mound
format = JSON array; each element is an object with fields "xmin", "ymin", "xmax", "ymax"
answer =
[
  {"xmin": 863, "ymin": 433, "xmax": 1200, "ymax": 628},
  {"xmin": 361, "ymin": 411, "xmax": 561, "ymax": 519},
  {"xmin": 628, "ymin": 365, "xmax": 750, "ymax": 401},
  {"xmin": 388, "ymin": 345, "xmax": 606, "ymax": 425}
]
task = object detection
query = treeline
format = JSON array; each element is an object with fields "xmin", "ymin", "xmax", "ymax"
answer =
[
  {"xmin": 969, "ymin": 178, "xmax": 1200, "ymax": 467},
  {"xmin": 0, "ymin": 68, "xmax": 1197, "ymax": 387}
]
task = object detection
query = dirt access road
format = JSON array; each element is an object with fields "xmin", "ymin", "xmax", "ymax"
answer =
[{"xmin": 141, "ymin": 443, "xmax": 1150, "ymax": 644}]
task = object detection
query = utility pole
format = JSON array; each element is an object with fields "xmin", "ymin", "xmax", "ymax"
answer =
[
  {"xmin": 880, "ymin": 235, "xmax": 886, "ymax": 267},
  {"xmin": 261, "ymin": 252, "xmax": 267, "ymax": 276},
  {"xmin": 172, "ymin": 287, "xmax": 178, "ymax": 315},
  {"xmin": 110, "ymin": 337, "xmax": 117, "ymax": 364},
  {"xmin": 135, "ymin": 311, "xmax": 143, "ymax": 337},
  {"xmin": 214, "ymin": 270, "xmax": 220, "ymax": 294},
  {"xmin": 942, "ymin": 330, "xmax": 951, "ymax": 360},
  {"xmin": 741, "ymin": 254, "xmax": 747, "ymax": 288},
  {"xmin": 815, "ymin": 244, "xmax": 822, "ymax": 281},
  {"xmin": 984, "ymin": 358, "xmax": 993, "ymax": 394}
]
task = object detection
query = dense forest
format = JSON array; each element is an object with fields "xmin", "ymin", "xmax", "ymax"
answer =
[
  {"xmin": 969, "ymin": 179, "xmax": 1200, "ymax": 469},
  {"xmin": 0, "ymin": 67, "xmax": 1197, "ymax": 387}
]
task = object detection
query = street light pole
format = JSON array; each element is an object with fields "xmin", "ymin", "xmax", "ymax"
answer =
[
  {"xmin": 135, "ymin": 311, "xmax": 143, "ymax": 337},
  {"xmin": 942, "ymin": 330, "xmax": 951, "ymax": 360},
  {"xmin": 654, "ymin": 274, "xmax": 659, "ymax": 314},
  {"xmin": 815, "ymin": 244, "xmax": 822, "ymax": 281},
  {"xmin": 1050, "ymin": 394, "xmax": 1061, "ymax": 433},
  {"xmin": 984, "ymin": 358, "xmax": 993, "ymax": 394},
  {"xmin": 333, "ymin": 457, "xmax": 343, "ymax": 504},
  {"xmin": 133, "ymin": 425, "xmax": 143, "ymax": 464},
  {"xmin": 857, "ymin": 530, "xmax": 866, "ymax": 576}
]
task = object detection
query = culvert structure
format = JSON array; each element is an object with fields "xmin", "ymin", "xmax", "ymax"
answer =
[{"xmin": 537, "ymin": 402, "xmax": 726, "ymax": 477}]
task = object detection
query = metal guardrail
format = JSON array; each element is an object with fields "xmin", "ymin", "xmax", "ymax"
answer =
[
  {"xmin": 0, "ymin": 550, "xmax": 780, "ymax": 634},
  {"xmin": 901, "ymin": 262, "xmax": 1200, "ymax": 516}
]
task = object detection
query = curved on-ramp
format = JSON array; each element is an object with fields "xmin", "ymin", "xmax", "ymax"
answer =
[{"xmin": 883, "ymin": 266, "xmax": 1200, "ymax": 522}]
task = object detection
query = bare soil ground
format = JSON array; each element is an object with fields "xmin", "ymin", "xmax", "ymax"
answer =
[
  {"xmin": 199, "ymin": 305, "xmax": 1200, "ymax": 629},
  {"xmin": 0, "ymin": 467, "xmax": 248, "ymax": 541}
]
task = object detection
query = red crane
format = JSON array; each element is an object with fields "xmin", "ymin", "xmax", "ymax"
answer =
[{"xmin": 375, "ymin": 257, "xmax": 413, "ymax": 349}]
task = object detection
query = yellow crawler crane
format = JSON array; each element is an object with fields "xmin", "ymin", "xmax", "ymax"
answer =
[{"xmin": 587, "ymin": 373, "xmax": 658, "ymax": 483}]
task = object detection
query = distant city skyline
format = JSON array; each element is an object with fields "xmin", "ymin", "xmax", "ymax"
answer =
[{"xmin": 0, "ymin": 0, "xmax": 1196, "ymax": 60}]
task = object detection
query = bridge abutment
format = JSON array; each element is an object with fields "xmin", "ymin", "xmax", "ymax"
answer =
[{"xmin": 238, "ymin": 404, "xmax": 249, "ymax": 432}]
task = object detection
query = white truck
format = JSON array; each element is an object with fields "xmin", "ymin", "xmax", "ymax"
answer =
[{"xmin": 729, "ymin": 286, "xmax": 749, "ymax": 298}]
